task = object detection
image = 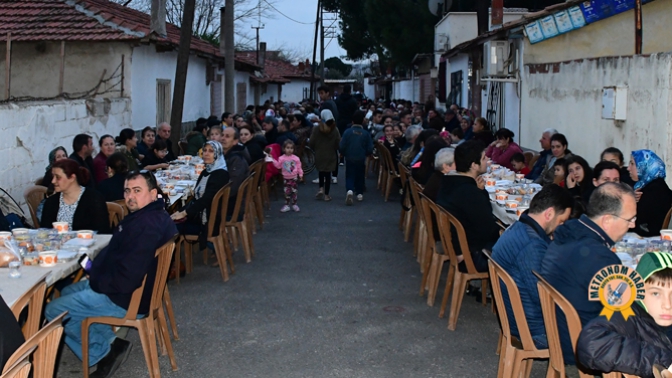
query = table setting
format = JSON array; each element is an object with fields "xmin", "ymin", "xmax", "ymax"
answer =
[
  {"xmin": 155, "ymin": 155, "xmax": 202, "ymax": 207},
  {"xmin": 483, "ymin": 163, "xmax": 542, "ymax": 225}
]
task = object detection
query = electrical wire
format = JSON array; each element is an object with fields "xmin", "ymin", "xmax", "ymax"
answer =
[{"xmin": 261, "ymin": 0, "xmax": 315, "ymax": 25}]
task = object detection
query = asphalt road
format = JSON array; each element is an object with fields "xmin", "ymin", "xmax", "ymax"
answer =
[{"xmin": 56, "ymin": 170, "xmax": 549, "ymax": 377}]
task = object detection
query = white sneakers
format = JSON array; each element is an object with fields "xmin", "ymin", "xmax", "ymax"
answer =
[
  {"xmin": 280, "ymin": 205, "xmax": 290, "ymax": 212},
  {"xmin": 345, "ymin": 190, "xmax": 354, "ymax": 206},
  {"xmin": 332, "ymin": 177, "xmax": 338, "ymax": 184},
  {"xmin": 357, "ymin": 194, "xmax": 363, "ymax": 202},
  {"xmin": 312, "ymin": 178, "xmax": 320, "ymax": 184}
]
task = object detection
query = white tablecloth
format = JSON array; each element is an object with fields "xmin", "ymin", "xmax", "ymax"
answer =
[
  {"xmin": 1, "ymin": 235, "xmax": 112, "ymax": 307},
  {"xmin": 491, "ymin": 202, "xmax": 519, "ymax": 225}
]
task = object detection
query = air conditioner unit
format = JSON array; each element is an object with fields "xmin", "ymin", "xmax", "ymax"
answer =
[
  {"xmin": 484, "ymin": 40, "xmax": 510, "ymax": 77},
  {"xmin": 435, "ymin": 34, "xmax": 450, "ymax": 52}
]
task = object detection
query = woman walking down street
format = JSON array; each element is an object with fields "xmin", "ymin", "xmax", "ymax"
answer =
[
  {"xmin": 627, "ymin": 149, "xmax": 672, "ymax": 237},
  {"xmin": 309, "ymin": 109, "xmax": 341, "ymax": 202}
]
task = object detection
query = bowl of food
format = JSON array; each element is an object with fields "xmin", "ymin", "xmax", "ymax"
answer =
[
  {"xmin": 77, "ymin": 230, "xmax": 94, "ymax": 239},
  {"xmin": 53, "ymin": 222, "xmax": 69, "ymax": 233},
  {"xmin": 39, "ymin": 251, "xmax": 58, "ymax": 267},
  {"xmin": 505, "ymin": 200, "xmax": 519, "ymax": 209}
]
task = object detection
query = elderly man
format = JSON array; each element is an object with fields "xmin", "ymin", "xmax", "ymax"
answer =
[
  {"xmin": 528, "ymin": 128, "xmax": 558, "ymax": 181},
  {"xmin": 70, "ymin": 134, "xmax": 96, "ymax": 187},
  {"xmin": 403, "ymin": 124, "xmax": 423, "ymax": 151},
  {"xmin": 491, "ymin": 185, "xmax": 574, "ymax": 349},
  {"xmin": 540, "ymin": 182, "xmax": 636, "ymax": 368},
  {"xmin": 221, "ymin": 127, "xmax": 250, "ymax": 210},
  {"xmin": 45, "ymin": 171, "xmax": 177, "ymax": 378},
  {"xmin": 157, "ymin": 122, "xmax": 176, "ymax": 162},
  {"xmin": 422, "ymin": 147, "xmax": 455, "ymax": 202}
]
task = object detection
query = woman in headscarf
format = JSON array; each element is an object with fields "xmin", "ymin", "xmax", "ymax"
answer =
[
  {"xmin": 626, "ymin": 149, "xmax": 672, "ymax": 237},
  {"xmin": 41, "ymin": 146, "xmax": 68, "ymax": 195},
  {"xmin": 170, "ymin": 141, "xmax": 231, "ymax": 246}
]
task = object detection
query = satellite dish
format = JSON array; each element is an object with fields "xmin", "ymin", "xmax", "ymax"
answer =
[{"xmin": 428, "ymin": 0, "xmax": 452, "ymax": 16}]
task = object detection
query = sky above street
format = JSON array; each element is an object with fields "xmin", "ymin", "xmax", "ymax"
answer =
[{"xmin": 238, "ymin": 0, "xmax": 345, "ymax": 61}]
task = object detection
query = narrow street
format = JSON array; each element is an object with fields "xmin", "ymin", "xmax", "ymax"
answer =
[{"xmin": 57, "ymin": 171, "xmax": 542, "ymax": 377}]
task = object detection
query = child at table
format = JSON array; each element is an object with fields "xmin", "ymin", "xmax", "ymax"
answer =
[
  {"xmin": 268, "ymin": 140, "xmax": 303, "ymax": 213},
  {"xmin": 553, "ymin": 158, "xmax": 567, "ymax": 187},
  {"xmin": 510, "ymin": 153, "xmax": 530, "ymax": 176},
  {"xmin": 208, "ymin": 126, "xmax": 223, "ymax": 143},
  {"xmin": 576, "ymin": 252, "xmax": 672, "ymax": 378}
]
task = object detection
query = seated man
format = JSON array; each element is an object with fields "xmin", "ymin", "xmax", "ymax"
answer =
[
  {"xmin": 436, "ymin": 140, "xmax": 499, "ymax": 272},
  {"xmin": 540, "ymin": 182, "xmax": 636, "ymax": 367},
  {"xmin": 577, "ymin": 252, "xmax": 672, "ymax": 378},
  {"xmin": 491, "ymin": 185, "xmax": 574, "ymax": 349},
  {"xmin": 45, "ymin": 171, "xmax": 177, "ymax": 378}
]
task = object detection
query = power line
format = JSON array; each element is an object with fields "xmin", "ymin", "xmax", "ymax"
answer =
[{"xmin": 261, "ymin": 0, "xmax": 314, "ymax": 25}]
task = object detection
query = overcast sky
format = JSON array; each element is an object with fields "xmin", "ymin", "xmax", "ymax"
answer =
[{"xmin": 237, "ymin": 0, "xmax": 346, "ymax": 62}]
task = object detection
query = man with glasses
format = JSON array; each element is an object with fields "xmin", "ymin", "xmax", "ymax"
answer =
[
  {"xmin": 540, "ymin": 182, "xmax": 636, "ymax": 373},
  {"xmin": 45, "ymin": 171, "xmax": 177, "ymax": 378}
]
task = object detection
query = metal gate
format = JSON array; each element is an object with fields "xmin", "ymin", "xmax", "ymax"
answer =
[{"xmin": 486, "ymin": 81, "xmax": 504, "ymax": 132}]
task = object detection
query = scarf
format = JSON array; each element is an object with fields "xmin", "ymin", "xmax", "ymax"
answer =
[
  {"xmin": 204, "ymin": 140, "xmax": 227, "ymax": 173},
  {"xmin": 47, "ymin": 146, "xmax": 67, "ymax": 171},
  {"xmin": 632, "ymin": 149, "xmax": 666, "ymax": 190}
]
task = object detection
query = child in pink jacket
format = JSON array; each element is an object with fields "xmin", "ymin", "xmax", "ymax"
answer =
[{"xmin": 269, "ymin": 140, "xmax": 303, "ymax": 212}]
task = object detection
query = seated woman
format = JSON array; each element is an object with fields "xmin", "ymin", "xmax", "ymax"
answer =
[
  {"xmin": 382, "ymin": 124, "xmax": 402, "ymax": 162},
  {"xmin": 115, "ymin": 128, "xmax": 141, "ymax": 172},
  {"xmin": 240, "ymin": 124, "xmax": 266, "ymax": 163},
  {"xmin": 92, "ymin": 135, "xmax": 116, "ymax": 184},
  {"xmin": 97, "ymin": 152, "xmax": 128, "ymax": 202},
  {"xmin": 41, "ymin": 146, "xmax": 68, "ymax": 195},
  {"xmin": 170, "ymin": 141, "xmax": 230, "ymax": 247},
  {"xmin": 412, "ymin": 135, "xmax": 448, "ymax": 186},
  {"xmin": 141, "ymin": 139, "xmax": 170, "ymax": 171},
  {"xmin": 41, "ymin": 159, "xmax": 110, "ymax": 233},
  {"xmin": 601, "ymin": 147, "xmax": 635, "ymax": 187},
  {"xmin": 400, "ymin": 129, "xmax": 439, "ymax": 167},
  {"xmin": 564, "ymin": 155, "xmax": 593, "ymax": 205},
  {"xmin": 628, "ymin": 149, "xmax": 672, "ymax": 237},
  {"xmin": 186, "ymin": 121, "xmax": 208, "ymax": 156},
  {"xmin": 136, "ymin": 126, "xmax": 155, "ymax": 159},
  {"xmin": 472, "ymin": 117, "xmax": 494, "ymax": 145},
  {"xmin": 485, "ymin": 128, "xmax": 524, "ymax": 170},
  {"xmin": 536, "ymin": 133, "xmax": 572, "ymax": 186}
]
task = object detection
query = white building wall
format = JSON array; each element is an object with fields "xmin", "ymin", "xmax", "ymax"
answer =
[
  {"xmin": 130, "ymin": 45, "xmax": 210, "ymax": 128},
  {"xmin": 364, "ymin": 81, "xmax": 376, "ymax": 100},
  {"xmin": 282, "ymin": 81, "xmax": 310, "ymax": 103},
  {"xmin": 392, "ymin": 80, "xmax": 415, "ymax": 101},
  {"xmin": 520, "ymin": 54, "xmax": 672, "ymax": 184},
  {"xmin": 447, "ymin": 54, "xmax": 470, "ymax": 108},
  {"xmin": 0, "ymin": 98, "xmax": 131, "ymax": 217}
]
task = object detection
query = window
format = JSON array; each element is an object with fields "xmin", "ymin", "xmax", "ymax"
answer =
[
  {"xmin": 156, "ymin": 79, "xmax": 171, "ymax": 126},
  {"xmin": 448, "ymin": 71, "xmax": 463, "ymax": 107}
]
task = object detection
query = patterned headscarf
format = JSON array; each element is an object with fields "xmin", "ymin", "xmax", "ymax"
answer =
[
  {"xmin": 204, "ymin": 140, "xmax": 227, "ymax": 173},
  {"xmin": 47, "ymin": 146, "xmax": 67, "ymax": 170},
  {"xmin": 632, "ymin": 149, "xmax": 666, "ymax": 190}
]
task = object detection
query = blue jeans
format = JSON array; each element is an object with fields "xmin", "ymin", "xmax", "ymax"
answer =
[
  {"xmin": 345, "ymin": 160, "xmax": 365, "ymax": 195},
  {"xmin": 45, "ymin": 280, "xmax": 128, "ymax": 366}
]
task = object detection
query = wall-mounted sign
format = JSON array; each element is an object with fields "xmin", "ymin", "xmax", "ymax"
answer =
[
  {"xmin": 580, "ymin": 0, "xmax": 614, "ymax": 23},
  {"xmin": 610, "ymin": 0, "xmax": 635, "ymax": 14},
  {"xmin": 553, "ymin": 10, "xmax": 575, "ymax": 34},
  {"xmin": 525, "ymin": 20, "xmax": 545, "ymax": 44},
  {"xmin": 568, "ymin": 6, "xmax": 587, "ymax": 28},
  {"xmin": 539, "ymin": 15, "xmax": 560, "ymax": 38}
]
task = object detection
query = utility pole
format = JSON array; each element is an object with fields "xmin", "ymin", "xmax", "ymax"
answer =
[
  {"xmin": 169, "ymin": 0, "xmax": 196, "ymax": 152},
  {"xmin": 223, "ymin": 1, "xmax": 234, "ymax": 113},
  {"xmin": 634, "ymin": 0, "xmax": 642, "ymax": 54},
  {"xmin": 319, "ymin": 5, "xmax": 325, "ymax": 86},
  {"xmin": 309, "ymin": 0, "xmax": 321, "ymax": 101}
]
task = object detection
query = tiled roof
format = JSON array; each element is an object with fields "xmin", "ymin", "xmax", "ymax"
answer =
[
  {"xmin": 0, "ymin": 0, "xmax": 221, "ymax": 58},
  {"xmin": 235, "ymin": 51, "xmax": 318, "ymax": 83}
]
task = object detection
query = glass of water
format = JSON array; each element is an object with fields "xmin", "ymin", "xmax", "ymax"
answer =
[{"xmin": 8, "ymin": 260, "xmax": 21, "ymax": 278}]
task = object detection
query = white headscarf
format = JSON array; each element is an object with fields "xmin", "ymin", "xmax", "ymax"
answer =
[{"xmin": 204, "ymin": 141, "xmax": 227, "ymax": 173}]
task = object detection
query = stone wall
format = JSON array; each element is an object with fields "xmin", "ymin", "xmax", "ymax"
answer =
[{"xmin": 0, "ymin": 97, "xmax": 132, "ymax": 213}]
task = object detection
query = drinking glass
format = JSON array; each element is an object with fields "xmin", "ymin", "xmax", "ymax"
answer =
[{"xmin": 8, "ymin": 260, "xmax": 21, "ymax": 278}]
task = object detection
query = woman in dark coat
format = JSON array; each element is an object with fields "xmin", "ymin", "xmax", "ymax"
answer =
[
  {"xmin": 627, "ymin": 149, "xmax": 672, "ymax": 237},
  {"xmin": 309, "ymin": 110, "xmax": 341, "ymax": 202},
  {"xmin": 239, "ymin": 124, "xmax": 266, "ymax": 163},
  {"xmin": 41, "ymin": 159, "xmax": 110, "ymax": 233},
  {"xmin": 97, "ymin": 152, "xmax": 128, "ymax": 202},
  {"xmin": 41, "ymin": 146, "xmax": 68, "ymax": 195}
]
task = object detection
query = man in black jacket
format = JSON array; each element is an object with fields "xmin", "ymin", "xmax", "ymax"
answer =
[
  {"xmin": 45, "ymin": 171, "xmax": 177, "ymax": 378},
  {"xmin": 436, "ymin": 140, "xmax": 498, "ymax": 272},
  {"xmin": 70, "ymin": 134, "xmax": 96, "ymax": 188},
  {"xmin": 335, "ymin": 84, "xmax": 357, "ymax": 136},
  {"xmin": 0, "ymin": 295, "xmax": 24, "ymax": 371},
  {"xmin": 222, "ymin": 127, "xmax": 250, "ymax": 214}
]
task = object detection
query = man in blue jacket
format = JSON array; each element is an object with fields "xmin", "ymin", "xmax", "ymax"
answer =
[
  {"xmin": 540, "ymin": 182, "xmax": 636, "ymax": 367},
  {"xmin": 339, "ymin": 110, "xmax": 373, "ymax": 205},
  {"xmin": 46, "ymin": 171, "xmax": 177, "ymax": 378},
  {"xmin": 527, "ymin": 128, "xmax": 558, "ymax": 181},
  {"xmin": 491, "ymin": 184, "xmax": 574, "ymax": 349}
]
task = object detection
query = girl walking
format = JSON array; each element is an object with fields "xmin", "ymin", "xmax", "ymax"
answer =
[
  {"xmin": 309, "ymin": 109, "xmax": 341, "ymax": 202},
  {"xmin": 270, "ymin": 140, "xmax": 304, "ymax": 212}
]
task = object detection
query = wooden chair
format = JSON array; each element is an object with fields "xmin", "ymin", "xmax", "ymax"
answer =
[
  {"xmin": 379, "ymin": 144, "xmax": 400, "ymax": 202},
  {"xmin": 114, "ymin": 199, "xmax": 129, "ymax": 217},
  {"xmin": 34, "ymin": 176, "xmax": 44, "ymax": 186},
  {"xmin": 106, "ymin": 202, "xmax": 125, "ymax": 228},
  {"xmin": 663, "ymin": 207, "xmax": 672, "ymax": 230},
  {"xmin": 82, "ymin": 238, "xmax": 178, "ymax": 378},
  {"xmin": 419, "ymin": 193, "xmax": 449, "ymax": 307},
  {"xmin": 248, "ymin": 160, "xmax": 265, "ymax": 232},
  {"xmin": 3, "ymin": 312, "xmax": 65, "ymax": 378},
  {"xmin": 162, "ymin": 286, "xmax": 179, "ymax": 341},
  {"xmin": 408, "ymin": 178, "xmax": 426, "ymax": 261},
  {"xmin": 487, "ymin": 258, "xmax": 549, "ymax": 378},
  {"xmin": 10, "ymin": 273, "xmax": 48, "ymax": 339},
  {"xmin": 437, "ymin": 207, "xmax": 490, "ymax": 330},
  {"xmin": 226, "ymin": 174, "xmax": 255, "ymax": 263},
  {"xmin": 523, "ymin": 151, "xmax": 535, "ymax": 168},
  {"xmin": 376, "ymin": 142, "xmax": 389, "ymax": 193},
  {"xmin": 398, "ymin": 162, "xmax": 413, "ymax": 242},
  {"xmin": 0, "ymin": 360, "xmax": 31, "ymax": 378},
  {"xmin": 175, "ymin": 183, "xmax": 234, "ymax": 283},
  {"xmin": 178, "ymin": 140, "xmax": 188, "ymax": 156},
  {"xmin": 528, "ymin": 153, "xmax": 541, "ymax": 171},
  {"xmin": 23, "ymin": 185, "xmax": 47, "ymax": 228}
]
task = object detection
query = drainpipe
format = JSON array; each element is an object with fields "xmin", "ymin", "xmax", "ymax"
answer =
[{"xmin": 635, "ymin": 0, "xmax": 642, "ymax": 54}]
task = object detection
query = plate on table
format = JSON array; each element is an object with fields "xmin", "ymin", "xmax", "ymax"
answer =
[
  {"xmin": 495, "ymin": 200, "xmax": 506, "ymax": 206},
  {"xmin": 496, "ymin": 180, "xmax": 514, "ymax": 186},
  {"xmin": 63, "ymin": 238, "xmax": 95, "ymax": 248},
  {"xmin": 176, "ymin": 180, "xmax": 196, "ymax": 186},
  {"xmin": 486, "ymin": 187, "xmax": 496, "ymax": 193},
  {"xmin": 57, "ymin": 250, "xmax": 79, "ymax": 262}
]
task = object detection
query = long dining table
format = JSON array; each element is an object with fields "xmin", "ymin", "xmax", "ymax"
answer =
[{"xmin": 1, "ymin": 234, "xmax": 112, "ymax": 307}]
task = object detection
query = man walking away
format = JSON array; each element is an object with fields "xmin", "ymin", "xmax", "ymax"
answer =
[{"xmin": 339, "ymin": 110, "xmax": 373, "ymax": 205}]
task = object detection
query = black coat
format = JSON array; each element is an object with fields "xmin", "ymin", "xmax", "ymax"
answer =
[
  {"xmin": 577, "ymin": 304, "xmax": 672, "ymax": 378},
  {"xmin": 0, "ymin": 295, "xmax": 24, "ymax": 371},
  {"xmin": 335, "ymin": 93, "xmax": 358, "ymax": 133},
  {"xmin": 245, "ymin": 136, "xmax": 267, "ymax": 164},
  {"xmin": 69, "ymin": 152, "xmax": 95, "ymax": 188},
  {"xmin": 98, "ymin": 173, "xmax": 126, "ymax": 202},
  {"xmin": 41, "ymin": 188, "xmax": 111, "ymax": 233},
  {"xmin": 185, "ymin": 169, "xmax": 230, "ymax": 235},
  {"xmin": 634, "ymin": 178, "xmax": 672, "ymax": 237},
  {"xmin": 89, "ymin": 200, "xmax": 177, "ymax": 314}
]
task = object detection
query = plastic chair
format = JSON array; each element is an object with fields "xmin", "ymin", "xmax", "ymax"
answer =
[
  {"xmin": 23, "ymin": 185, "xmax": 47, "ymax": 228},
  {"xmin": 382, "ymin": 144, "xmax": 401, "ymax": 202},
  {"xmin": 398, "ymin": 162, "xmax": 413, "ymax": 242},
  {"xmin": 226, "ymin": 174, "xmax": 255, "ymax": 263},
  {"xmin": 3, "ymin": 312, "xmax": 65, "ymax": 378},
  {"xmin": 487, "ymin": 258, "xmax": 549, "ymax": 378},
  {"xmin": 82, "ymin": 238, "xmax": 178, "ymax": 378},
  {"xmin": 0, "ymin": 360, "xmax": 30, "ymax": 378},
  {"xmin": 527, "ymin": 153, "xmax": 540, "ymax": 170},
  {"xmin": 114, "ymin": 199, "xmax": 129, "ymax": 217},
  {"xmin": 437, "ymin": 207, "xmax": 490, "ymax": 330},
  {"xmin": 376, "ymin": 142, "xmax": 388, "ymax": 192},
  {"xmin": 10, "ymin": 273, "xmax": 48, "ymax": 339},
  {"xmin": 408, "ymin": 178, "xmax": 426, "ymax": 261},
  {"xmin": 248, "ymin": 160, "xmax": 265, "ymax": 233},
  {"xmin": 663, "ymin": 207, "xmax": 672, "ymax": 230},
  {"xmin": 178, "ymin": 141, "xmax": 188, "ymax": 156},
  {"xmin": 418, "ymin": 193, "xmax": 449, "ymax": 307},
  {"xmin": 106, "ymin": 202, "xmax": 125, "ymax": 229},
  {"xmin": 175, "ymin": 183, "xmax": 233, "ymax": 283},
  {"xmin": 654, "ymin": 365, "xmax": 672, "ymax": 378}
]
